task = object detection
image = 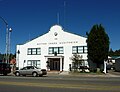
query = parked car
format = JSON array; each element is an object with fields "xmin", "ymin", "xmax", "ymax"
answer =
[
  {"xmin": 14, "ymin": 66, "xmax": 47, "ymax": 77},
  {"xmin": 0, "ymin": 62, "xmax": 11, "ymax": 75}
]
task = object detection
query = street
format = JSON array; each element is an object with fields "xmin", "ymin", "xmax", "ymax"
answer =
[{"xmin": 0, "ymin": 75, "xmax": 120, "ymax": 92}]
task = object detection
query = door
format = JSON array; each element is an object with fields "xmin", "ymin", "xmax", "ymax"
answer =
[
  {"xmin": 50, "ymin": 58, "xmax": 60, "ymax": 71},
  {"xmin": 54, "ymin": 61, "xmax": 60, "ymax": 70}
]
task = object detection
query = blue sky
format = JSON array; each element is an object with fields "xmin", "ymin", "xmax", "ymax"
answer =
[{"xmin": 0, "ymin": 0, "xmax": 120, "ymax": 54}]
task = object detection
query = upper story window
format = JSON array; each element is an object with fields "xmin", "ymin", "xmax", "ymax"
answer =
[
  {"xmin": 72, "ymin": 46, "xmax": 77, "ymax": 54},
  {"xmin": 27, "ymin": 48, "xmax": 41, "ymax": 55},
  {"xmin": 49, "ymin": 47, "xmax": 64, "ymax": 54},
  {"xmin": 78, "ymin": 46, "xmax": 83, "ymax": 53},
  {"xmin": 84, "ymin": 46, "xmax": 87, "ymax": 53},
  {"xmin": 72, "ymin": 46, "xmax": 87, "ymax": 54}
]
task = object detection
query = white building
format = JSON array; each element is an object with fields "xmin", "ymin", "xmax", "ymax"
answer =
[{"xmin": 16, "ymin": 25, "xmax": 88, "ymax": 72}]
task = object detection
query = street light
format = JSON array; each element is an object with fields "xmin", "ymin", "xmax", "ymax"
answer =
[
  {"xmin": 0, "ymin": 16, "xmax": 12, "ymax": 63},
  {"xmin": 8, "ymin": 27, "xmax": 12, "ymax": 63}
]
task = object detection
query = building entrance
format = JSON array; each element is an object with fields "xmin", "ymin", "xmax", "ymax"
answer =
[
  {"xmin": 49, "ymin": 58, "xmax": 60, "ymax": 71},
  {"xmin": 45, "ymin": 56, "xmax": 64, "ymax": 71}
]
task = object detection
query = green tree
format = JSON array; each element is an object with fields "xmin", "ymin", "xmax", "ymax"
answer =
[
  {"xmin": 70, "ymin": 54, "xmax": 83, "ymax": 71},
  {"xmin": 0, "ymin": 53, "xmax": 15, "ymax": 62},
  {"xmin": 87, "ymin": 24, "xmax": 110, "ymax": 72}
]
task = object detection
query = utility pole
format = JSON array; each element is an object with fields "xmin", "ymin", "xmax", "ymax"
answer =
[{"xmin": 0, "ymin": 16, "xmax": 12, "ymax": 63}]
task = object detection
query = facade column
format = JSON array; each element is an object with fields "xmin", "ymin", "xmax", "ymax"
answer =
[
  {"xmin": 60, "ymin": 57, "xmax": 63, "ymax": 71},
  {"xmin": 103, "ymin": 61, "xmax": 107, "ymax": 74},
  {"xmin": 45, "ymin": 57, "xmax": 49, "ymax": 71}
]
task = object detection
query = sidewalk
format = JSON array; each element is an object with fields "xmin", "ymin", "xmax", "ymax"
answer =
[
  {"xmin": 47, "ymin": 71, "xmax": 120, "ymax": 77},
  {"xmin": 8, "ymin": 70, "xmax": 120, "ymax": 77}
]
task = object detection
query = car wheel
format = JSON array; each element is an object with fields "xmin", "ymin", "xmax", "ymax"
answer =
[
  {"xmin": 15, "ymin": 72, "xmax": 20, "ymax": 76},
  {"xmin": 32, "ymin": 72, "xmax": 38, "ymax": 77}
]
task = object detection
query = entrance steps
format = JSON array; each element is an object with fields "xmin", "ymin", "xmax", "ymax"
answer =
[
  {"xmin": 59, "ymin": 71, "xmax": 69, "ymax": 75},
  {"xmin": 47, "ymin": 71, "xmax": 60, "ymax": 74},
  {"xmin": 47, "ymin": 71, "xmax": 69, "ymax": 75}
]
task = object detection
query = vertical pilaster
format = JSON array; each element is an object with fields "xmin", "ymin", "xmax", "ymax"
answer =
[{"xmin": 60, "ymin": 57, "xmax": 63, "ymax": 71}]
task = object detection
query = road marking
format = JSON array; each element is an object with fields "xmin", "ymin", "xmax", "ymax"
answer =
[{"xmin": 0, "ymin": 81, "xmax": 120, "ymax": 91}]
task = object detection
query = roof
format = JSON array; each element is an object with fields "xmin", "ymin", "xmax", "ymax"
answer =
[{"xmin": 18, "ymin": 25, "xmax": 87, "ymax": 46}]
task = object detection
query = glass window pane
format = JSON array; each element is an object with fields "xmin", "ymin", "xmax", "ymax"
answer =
[
  {"xmin": 32, "ymin": 48, "xmax": 36, "ymax": 51},
  {"xmin": 72, "ymin": 46, "xmax": 77, "ymax": 53},
  {"xmin": 36, "ymin": 60, "xmax": 40, "ymax": 67},
  {"xmin": 32, "ymin": 48, "xmax": 36, "ymax": 54},
  {"xmin": 27, "ymin": 61, "xmax": 32, "ymax": 66},
  {"xmin": 49, "ymin": 47, "xmax": 64, "ymax": 54},
  {"xmin": 37, "ymin": 48, "xmax": 41, "ymax": 55},
  {"xmin": 37, "ymin": 61, "xmax": 40, "ymax": 65},
  {"xmin": 78, "ymin": 46, "xmax": 83, "ymax": 53},
  {"xmin": 84, "ymin": 46, "xmax": 87, "ymax": 53},
  {"xmin": 27, "ymin": 60, "xmax": 41, "ymax": 68},
  {"xmin": 59, "ymin": 47, "xmax": 63, "ymax": 54},
  {"xmin": 54, "ymin": 47, "xmax": 58, "ymax": 53},
  {"xmin": 49, "ymin": 47, "xmax": 53, "ymax": 54},
  {"xmin": 28, "ymin": 48, "xmax": 32, "ymax": 55}
]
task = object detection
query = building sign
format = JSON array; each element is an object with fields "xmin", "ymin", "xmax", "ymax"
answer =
[{"xmin": 37, "ymin": 41, "xmax": 78, "ymax": 45}]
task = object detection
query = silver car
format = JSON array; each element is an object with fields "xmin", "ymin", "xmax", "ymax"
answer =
[{"xmin": 14, "ymin": 66, "xmax": 47, "ymax": 77}]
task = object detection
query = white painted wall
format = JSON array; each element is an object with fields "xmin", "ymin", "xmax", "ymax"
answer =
[{"xmin": 16, "ymin": 25, "xmax": 88, "ymax": 71}]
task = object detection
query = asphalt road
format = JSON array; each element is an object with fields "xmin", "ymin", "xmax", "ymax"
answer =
[{"xmin": 0, "ymin": 75, "xmax": 120, "ymax": 92}]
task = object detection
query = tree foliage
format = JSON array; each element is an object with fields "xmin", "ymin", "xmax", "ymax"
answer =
[
  {"xmin": 109, "ymin": 48, "xmax": 120, "ymax": 56},
  {"xmin": 70, "ymin": 54, "xmax": 83, "ymax": 70},
  {"xmin": 87, "ymin": 24, "xmax": 110, "ymax": 64},
  {"xmin": 0, "ymin": 53, "xmax": 15, "ymax": 62}
]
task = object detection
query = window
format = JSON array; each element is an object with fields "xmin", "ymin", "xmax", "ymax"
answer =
[
  {"xmin": 78, "ymin": 46, "xmax": 83, "ymax": 53},
  {"xmin": 72, "ymin": 46, "xmax": 87, "ymax": 54},
  {"xmin": 32, "ymin": 48, "xmax": 36, "ymax": 55},
  {"xmin": 28, "ymin": 48, "xmax": 32, "ymax": 55},
  {"xmin": 27, "ymin": 61, "xmax": 32, "ymax": 66},
  {"xmin": 72, "ymin": 46, "xmax": 77, "ymax": 53},
  {"xmin": 83, "ymin": 46, "xmax": 87, "ymax": 53},
  {"xmin": 49, "ymin": 47, "xmax": 64, "ymax": 54},
  {"xmin": 37, "ymin": 48, "xmax": 41, "ymax": 55},
  {"xmin": 59, "ymin": 47, "xmax": 64, "ymax": 54},
  {"xmin": 54, "ymin": 47, "xmax": 59, "ymax": 53},
  {"xmin": 27, "ymin": 60, "xmax": 40, "ymax": 67},
  {"xmin": 49, "ymin": 47, "xmax": 53, "ymax": 54},
  {"xmin": 27, "ymin": 48, "xmax": 41, "ymax": 55}
]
